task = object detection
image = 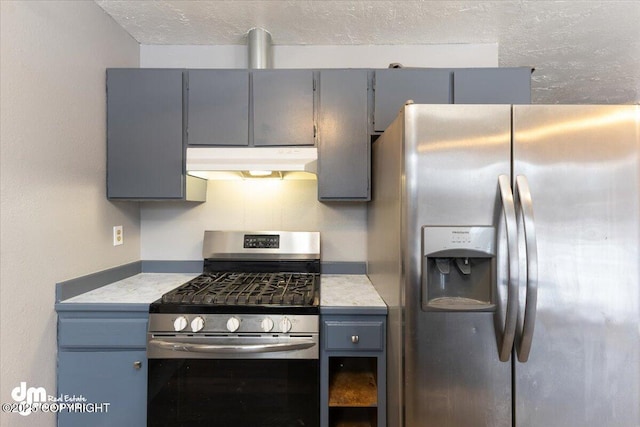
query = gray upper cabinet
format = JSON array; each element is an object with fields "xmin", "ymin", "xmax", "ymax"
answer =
[
  {"xmin": 453, "ymin": 67, "xmax": 532, "ymax": 104},
  {"xmin": 253, "ymin": 70, "xmax": 315, "ymax": 146},
  {"xmin": 374, "ymin": 69, "xmax": 452, "ymax": 132},
  {"xmin": 318, "ymin": 70, "xmax": 370, "ymax": 201},
  {"xmin": 187, "ymin": 70, "xmax": 249, "ymax": 146},
  {"xmin": 106, "ymin": 68, "xmax": 206, "ymax": 201},
  {"xmin": 105, "ymin": 67, "xmax": 529, "ymax": 202}
]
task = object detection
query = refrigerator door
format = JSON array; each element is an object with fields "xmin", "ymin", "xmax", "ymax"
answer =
[
  {"xmin": 403, "ymin": 105, "xmax": 513, "ymax": 426},
  {"xmin": 513, "ymin": 105, "xmax": 640, "ymax": 426}
]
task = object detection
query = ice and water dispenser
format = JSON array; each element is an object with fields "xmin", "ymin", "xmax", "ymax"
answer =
[{"xmin": 422, "ymin": 226, "xmax": 496, "ymax": 311}]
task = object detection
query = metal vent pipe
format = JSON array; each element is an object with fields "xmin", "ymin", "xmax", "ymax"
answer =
[{"xmin": 247, "ymin": 28, "xmax": 273, "ymax": 69}]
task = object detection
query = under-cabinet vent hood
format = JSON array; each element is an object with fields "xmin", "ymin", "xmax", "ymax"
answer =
[{"xmin": 186, "ymin": 147, "xmax": 318, "ymax": 177}]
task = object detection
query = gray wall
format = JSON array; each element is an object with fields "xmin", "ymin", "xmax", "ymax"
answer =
[{"xmin": 0, "ymin": 2, "xmax": 140, "ymax": 425}]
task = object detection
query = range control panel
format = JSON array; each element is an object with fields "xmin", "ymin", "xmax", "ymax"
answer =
[
  {"xmin": 243, "ymin": 234, "xmax": 280, "ymax": 249},
  {"xmin": 202, "ymin": 230, "xmax": 320, "ymax": 259}
]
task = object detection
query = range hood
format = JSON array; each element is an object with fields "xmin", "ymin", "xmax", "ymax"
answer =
[
  {"xmin": 186, "ymin": 146, "xmax": 318, "ymax": 178},
  {"xmin": 185, "ymin": 29, "xmax": 318, "ymax": 181}
]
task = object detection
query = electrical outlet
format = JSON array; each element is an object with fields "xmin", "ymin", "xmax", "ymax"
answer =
[{"xmin": 113, "ymin": 226, "xmax": 123, "ymax": 246}]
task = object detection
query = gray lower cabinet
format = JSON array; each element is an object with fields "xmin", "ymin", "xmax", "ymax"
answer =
[
  {"xmin": 321, "ymin": 314, "xmax": 387, "ymax": 427},
  {"xmin": 253, "ymin": 70, "xmax": 316, "ymax": 146},
  {"xmin": 56, "ymin": 309, "xmax": 148, "ymax": 426},
  {"xmin": 374, "ymin": 68, "xmax": 452, "ymax": 132},
  {"xmin": 106, "ymin": 68, "xmax": 206, "ymax": 201},
  {"xmin": 453, "ymin": 67, "xmax": 532, "ymax": 104},
  {"xmin": 318, "ymin": 70, "xmax": 370, "ymax": 201},
  {"xmin": 187, "ymin": 69, "xmax": 249, "ymax": 146}
]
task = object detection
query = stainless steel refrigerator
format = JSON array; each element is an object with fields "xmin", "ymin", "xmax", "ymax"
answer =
[{"xmin": 367, "ymin": 104, "xmax": 639, "ymax": 427}]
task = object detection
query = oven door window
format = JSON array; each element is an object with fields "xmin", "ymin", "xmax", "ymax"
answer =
[{"xmin": 148, "ymin": 358, "xmax": 319, "ymax": 427}]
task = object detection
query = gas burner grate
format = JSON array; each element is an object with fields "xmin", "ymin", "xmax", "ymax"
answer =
[{"xmin": 162, "ymin": 272, "xmax": 318, "ymax": 306}]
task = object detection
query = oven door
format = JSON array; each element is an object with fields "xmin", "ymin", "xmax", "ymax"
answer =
[{"xmin": 147, "ymin": 334, "xmax": 319, "ymax": 427}]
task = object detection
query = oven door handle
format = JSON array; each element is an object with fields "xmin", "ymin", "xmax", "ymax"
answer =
[{"xmin": 148, "ymin": 339, "xmax": 316, "ymax": 354}]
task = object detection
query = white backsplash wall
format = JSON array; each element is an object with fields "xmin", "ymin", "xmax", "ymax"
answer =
[{"xmin": 141, "ymin": 179, "xmax": 366, "ymax": 261}]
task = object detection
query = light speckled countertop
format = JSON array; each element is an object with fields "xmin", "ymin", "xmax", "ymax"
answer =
[
  {"xmin": 321, "ymin": 275, "xmax": 386, "ymax": 309},
  {"xmin": 59, "ymin": 273, "xmax": 387, "ymax": 314},
  {"xmin": 62, "ymin": 273, "xmax": 199, "ymax": 304}
]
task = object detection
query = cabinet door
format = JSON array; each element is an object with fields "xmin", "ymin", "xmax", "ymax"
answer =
[
  {"xmin": 318, "ymin": 70, "xmax": 370, "ymax": 201},
  {"xmin": 107, "ymin": 69, "xmax": 185, "ymax": 199},
  {"xmin": 187, "ymin": 70, "xmax": 249, "ymax": 146},
  {"xmin": 253, "ymin": 70, "xmax": 315, "ymax": 146},
  {"xmin": 320, "ymin": 315, "xmax": 387, "ymax": 427},
  {"xmin": 374, "ymin": 69, "xmax": 451, "ymax": 131},
  {"xmin": 57, "ymin": 350, "xmax": 147, "ymax": 426},
  {"xmin": 453, "ymin": 67, "xmax": 532, "ymax": 104}
]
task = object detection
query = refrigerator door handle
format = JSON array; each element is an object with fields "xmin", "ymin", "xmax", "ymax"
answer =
[
  {"xmin": 514, "ymin": 175, "xmax": 539, "ymax": 362},
  {"xmin": 498, "ymin": 174, "xmax": 519, "ymax": 362}
]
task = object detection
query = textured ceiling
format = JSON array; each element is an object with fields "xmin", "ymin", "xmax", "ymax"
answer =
[{"xmin": 95, "ymin": 1, "xmax": 640, "ymax": 104}]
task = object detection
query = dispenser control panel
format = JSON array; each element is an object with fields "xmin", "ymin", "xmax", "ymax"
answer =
[
  {"xmin": 451, "ymin": 231, "xmax": 472, "ymax": 245},
  {"xmin": 423, "ymin": 226, "xmax": 495, "ymax": 257}
]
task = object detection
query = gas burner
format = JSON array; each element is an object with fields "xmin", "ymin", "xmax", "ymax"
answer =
[
  {"xmin": 150, "ymin": 231, "xmax": 320, "ymax": 315},
  {"xmin": 161, "ymin": 272, "xmax": 318, "ymax": 306}
]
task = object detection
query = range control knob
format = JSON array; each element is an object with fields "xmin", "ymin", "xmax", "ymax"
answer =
[
  {"xmin": 191, "ymin": 316, "xmax": 205, "ymax": 333},
  {"xmin": 173, "ymin": 316, "xmax": 188, "ymax": 332},
  {"xmin": 261, "ymin": 317, "xmax": 274, "ymax": 332},
  {"xmin": 280, "ymin": 317, "xmax": 292, "ymax": 333},
  {"xmin": 226, "ymin": 317, "xmax": 241, "ymax": 333}
]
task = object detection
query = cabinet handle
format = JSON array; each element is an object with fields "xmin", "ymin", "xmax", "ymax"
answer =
[
  {"xmin": 133, "ymin": 361, "xmax": 142, "ymax": 370},
  {"xmin": 351, "ymin": 335, "xmax": 359, "ymax": 344}
]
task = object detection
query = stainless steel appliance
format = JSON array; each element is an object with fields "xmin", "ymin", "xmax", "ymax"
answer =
[
  {"xmin": 367, "ymin": 104, "xmax": 640, "ymax": 426},
  {"xmin": 147, "ymin": 230, "xmax": 320, "ymax": 427}
]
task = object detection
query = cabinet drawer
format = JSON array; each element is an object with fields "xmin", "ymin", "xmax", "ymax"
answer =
[
  {"xmin": 324, "ymin": 321, "xmax": 384, "ymax": 351},
  {"xmin": 59, "ymin": 318, "xmax": 147, "ymax": 349}
]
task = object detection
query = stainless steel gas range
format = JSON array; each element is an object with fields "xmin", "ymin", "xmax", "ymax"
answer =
[{"xmin": 147, "ymin": 231, "xmax": 321, "ymax": 427}]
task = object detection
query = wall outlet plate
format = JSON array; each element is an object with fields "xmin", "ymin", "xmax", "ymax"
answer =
[{"xmin": 113, "ymin": 225, "xmax": 123, "ymax": 246}]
